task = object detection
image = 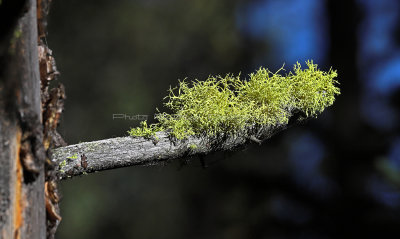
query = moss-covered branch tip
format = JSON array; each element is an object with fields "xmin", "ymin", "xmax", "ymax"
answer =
[{"xmin": 128, "ymin": 60, "xmax": 340, "ymax": 140}]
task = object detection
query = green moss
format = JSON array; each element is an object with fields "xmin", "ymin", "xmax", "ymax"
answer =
[
  {"xmin": 13, "ymin": 29, "xmax": 22, "ymax": 39},
  {"xmin": 67, "ymin": 154, "xmax": 78, "ymax": 160},
  {"xmin": 290, "ymin": 61, "xmax": 339, "ymax": 116},
  {"xmin": 59, "ymin": 160, "xmax": 67, "ymax": 173},
  {"xmin": 235, "ymin": 65, "xmax": 292, "ymax": 125},
  {"xmin": 128, "ymin": 120, "xmax": 163, "ymax": 139},
  {"xmin": 8, "ymin": 28, "xmax": 22, "ymax": 55},
  {"xmin": 188, "ymin": 144, "xmax": 198, "ymax": 150},
  {"xmin": 59, "ymin": 160, "xmax": 67, "ymax": 168},
  {"xmin": 129, "ymin": 60, "xmax": 340, "ymax": 140}
]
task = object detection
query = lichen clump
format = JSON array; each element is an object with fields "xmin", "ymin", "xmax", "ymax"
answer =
[{"xmin": 128, "ymin": 60, "xmax": 340, "ymax": 140}]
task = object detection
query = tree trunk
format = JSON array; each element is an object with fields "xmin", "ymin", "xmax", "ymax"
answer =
[{"xmin": 0, "ymin": 0, "xmax": 47, "ymax": 238}]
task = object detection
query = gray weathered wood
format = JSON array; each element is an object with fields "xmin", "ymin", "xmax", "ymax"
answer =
[{"xmin": 51, "ymin": 122, "xmax": 294, "ymax": 180}]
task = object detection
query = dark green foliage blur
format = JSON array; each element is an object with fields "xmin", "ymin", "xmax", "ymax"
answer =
[
  {"xmin": 48, "ymin": 0, "xmax": 400, "ymax": 238},
  {"xmin": 49, "ymin": 0, "xmax": 279, "ymax": 238},
  {"xmin": 50, "ymin": 0, "xmax": 249, "ymax": 144}
]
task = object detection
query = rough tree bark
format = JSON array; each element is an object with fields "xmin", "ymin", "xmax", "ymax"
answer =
[
  {"xmin": 0, "ymin": 0, "xmax": 62, "ymax": 238},
  {"xmin": 0, "ymin": 0, "xmax": 46, "ymax": 238},
  {"xmin": 51, "ymin": 121, "xmax": 302, "ymax": 180}
]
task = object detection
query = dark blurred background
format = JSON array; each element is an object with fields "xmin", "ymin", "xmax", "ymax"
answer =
[{"xmin": 47, "ymin": 0, "xmax": 400, "ymax": 238}]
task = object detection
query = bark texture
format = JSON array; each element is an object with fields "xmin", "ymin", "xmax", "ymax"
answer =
[
  {"xmin": 0, "ymin": 0, "xmax": 62, "ymax": 238},
  {"xmin": 0, "ymin": 0, "xmax": 46, "ymax": 238},
  {"xmin": 51, "ymin": 120, "xmax": 302, "ymax": 180}
]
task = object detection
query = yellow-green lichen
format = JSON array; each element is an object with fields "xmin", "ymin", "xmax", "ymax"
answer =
[
  {"xmin": 13, "ymin": 29, "xmax": 22, "ymax": 39},
  {"xmin": 59, "ymin": 160, "xmax": 67, "ymax": 167},
  {"xmin": 59, "ymin": 160, "xmax": 67, "ymax": 173},
  {"xmin": 129, "ymin": 60, "xmax": 340, "ymax": 140},
  {"xmin": 8, "ymin": 28, "xmax": 22, "ymax": 55},
  {"xmin": 128, "ymin": 120, "xmax": 163, "ymax": 139},
  {"xmin": 67, "ymin": 154, "xmax": 78, "ymax": 160}
]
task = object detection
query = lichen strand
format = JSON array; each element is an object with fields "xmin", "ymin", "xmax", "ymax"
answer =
[
  {"xmin": 128, "ymin": 60, "xmax": 340, "ymax": 140},
  {"xmin": 128, "ymin": 121, "xmax": 163, "ymax": 139}
]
